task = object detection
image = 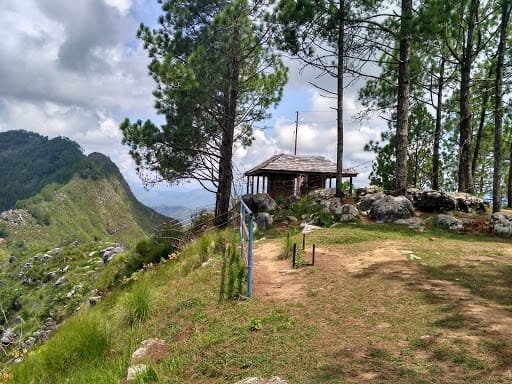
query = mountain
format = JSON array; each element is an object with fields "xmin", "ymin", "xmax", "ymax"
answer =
[{"xmin": 0, "ymin": 130, "xmax": 166, "ymax": 247}]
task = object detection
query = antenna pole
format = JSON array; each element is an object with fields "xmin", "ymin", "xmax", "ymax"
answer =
[{"xmin": 294, "ymin": 111, "xmax": 299, "ymax": 155}]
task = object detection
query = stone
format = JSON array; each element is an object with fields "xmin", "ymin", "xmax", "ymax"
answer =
[
  {"xmin": 54, "ymin": 276, "xmax": 67, "ymax": 287},
  {"xmin": 256, "ymin": 212, "xmax": 273, "ymax": 230},
  {"xmin": 406, "ymin": 189, "xmax": 456, "ymax": 212},
  {"xmin": 394, "ymin": 217, "xmax": 425, "ymax": 230},
  {"xmin": 490, "ymin": 212, "xmax": 512, "ymax": 237},
  {"xmin": 449, "ymin": 192, "xmax": 487, "ymax": 214},
  {"xmin": 89, "ymin": 296, "xmax": 102, "ymax": 306},
  {"xmin": 302, "ymin": 224, "xmax": 321, "ymax": 234},
  {"xmin": 8, "ymin": 255, "xmax": 16, "ymax": 264},
  {"xmin": 356, "ymin": 185, "xmax": 383, "ymax": 197},
  {"xmin": 126, "ymin": 364, "xmax": 149, "ymax": 382},
  {"xmin": 1, "ymin": 328, "xmax": 15, "ymax": 346},
  {"xmin": 369, "ymin": 195, "xmax": 414, "ymax": 222},
  {"xmin": 357, "ymin": 192, "xmax": 385, "ymax": 212},
  {"xmin": 242, "ymin": 193, "xmax": 278, "ymax": 214},
  {"xmin": 102, "ymin": 246, "xmax": 124, "ymax": 264},
  {"xmin": 337, "ymin": 204, "xmax": 359, "ymax": 222},
  {"xmin": 436, "ymin": 214, "xmax": 463, "ymax": 231},
  {"xmin": 286, "ymin": 216, "xmax": 298, "ymax": 223},
  {"xmin": 44, "ymin": 317, "xmax": 57, "ymax": 331},
  {"xmin": 23, "ymin": 336, "xmax": 36, "ymax": 348},
  {"xmin": 131, "ymin": 338, "xmax": 169, "ymax": 365},
  {"xmin": 41, "ymin": 254, "xmax": 52, "ymax": 263}
]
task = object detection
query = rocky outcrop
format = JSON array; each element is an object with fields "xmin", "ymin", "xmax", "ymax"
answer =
[
  {"xmin": 369, "ymin": 195, "xmax": 414, "ymax": 222},
  {"xmin": 356, "ymin": 185, "xmax": 382, "ymax": 197},
  {"xmin": 406, "ymin": 189, "xmax": 486, "ymax": 214},
  {"xmin": 490, "ymin": 212, "xmax": 512, "ymax": 237},
  {"xmin": 1, "ymin": 328, "xmax": 16, "ymax": 346},
  {"xmin": 337, "ymin": 204, "xmax": 359, "ymax": 222},
  {"xmin": 242, "ymin": 193, "xmax": 278, "ymax": 214},
  {"xmin": 102, "ymin": 245, "xmax": 124, "ymax": 264},
  {"xmin": 256, "ymin": 212, "xmax": 273, "ymax": 230},
  {"xmin": 357, "ymin": 192, "xmax": 385, "ymax": 212},
  {"xmin": 436, "ymin": 214, "xmax": 464, "ymax": 231}
]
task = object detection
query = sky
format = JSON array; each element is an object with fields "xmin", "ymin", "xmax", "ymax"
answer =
[{"xmin": 0, "ymin": 0, "xmax": 386, "ymax": 205}]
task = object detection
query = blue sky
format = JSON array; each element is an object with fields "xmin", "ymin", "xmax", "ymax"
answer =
[{"xmin": 0, "ymin": 0, "xmax": 386, "ymax": 205}]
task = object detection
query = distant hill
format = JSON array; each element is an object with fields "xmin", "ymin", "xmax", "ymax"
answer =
[
  {"xmin": 0, "ymin": 130, "xmax": 91, "ymax": 211},
  {"xmin": 0, "ymin": 130, "xmax": 167, "ymax": 247}
]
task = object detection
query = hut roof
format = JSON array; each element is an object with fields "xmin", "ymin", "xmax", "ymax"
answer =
[{"xmin": 244, "ymin": 153, "xmax": 358, "ymax": 177}]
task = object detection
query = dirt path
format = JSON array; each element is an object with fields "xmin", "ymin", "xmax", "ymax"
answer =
[{"xmin": 252, "ymin": 237, "xmax": 512, "ymax": 349}]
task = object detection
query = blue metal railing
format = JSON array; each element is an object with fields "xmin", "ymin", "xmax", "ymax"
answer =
[{"xmin": 240, "ymin": 200, "xmax": 254, "ymax": 298}]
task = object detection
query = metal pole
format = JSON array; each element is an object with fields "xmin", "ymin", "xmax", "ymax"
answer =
[
  {"xmin": 294, "ymin": 111, "xmax": 299, "ymax": 155},
  {"xmin": 312, "ymin": 244, "xmax": 316, "ymax": 266},
  {"xmin": 292, "ymin": 243, "xmax": 297, "ymax": 268},
  {"xmin": 247, "ymin": 212, "xmax": 254, "ymax": 298}
]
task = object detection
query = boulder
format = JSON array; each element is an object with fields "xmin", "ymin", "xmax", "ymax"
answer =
[
  {"xmin": 126, "ymin": 364, "xmax": 149, "ymax": 382},
  {"xmin": 449, "ymin": 192, "xmax": 487, "ymax": 214},
  {"xmin": 369, "ymin": 195, "xmax": 414, "ymax": 222},
  {"xmin": 356, "ymin": 185, "xmax": 383, "ymax": 197},
  {"xmin": 1, "ymin": 328, "xmax": 15, "ymax": 346},
  {"xmin": 242, "ymin": 193, "xmax": 278, "ymax": 214},
  {"xmin": 337, "ymin": 204, "xmax": 359, "ymax": 222},
  {"xmin": 131, "ymin": 338, "xmax": 168, "ymax": 365},
  {"xmin": 407, "ymin": 190, "xmax": 456, "ymax": 212},
  {"xmin": 357, "ymin": 192, "xmax": 385, "ymax": 212},
  {"xmin": 256, "ymin": 212, "xmax": 273, "ymax": 230},
  {"xmin": 394, "ymin": 217, "xmax": 425, "ymax": 231},
  {"xmin": 436, "ymin": 214, "xmax": 463, "ymax": 231},
  {"xmin": 490, "ymin": 212, "xmax": 512, "ymax": 237},
  {"xmin": 102, "ymin": 246, "xmax": 124, "ymax": 264}
]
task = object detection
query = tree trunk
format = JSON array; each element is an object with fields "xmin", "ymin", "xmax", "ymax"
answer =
[
  {"xmin": 432, "ymin": 56, "xmax": 445, "ymax": 190},
  {"xmin": 472, "ymin": 65, "xmax": 493, "ymax": 182},
  {"xmin": 492, "ymin": 1, "xmax": 511, "ymax": 213},
  {"xmin": 457, "ymin": 0, "xmax": 478, "ymax": 194},
  {"xmin": 335, "ymin": 0, "xmax": 345, "ymax": 198},
  {"xmin": 395, "ymin": 0, "xmax": 412, "ymax": 194},
  {"xmin": 508, "ymin": 142, "xmax": 512, "ymax": 208},
  {"xmin": 215, "ymin": 36, "xmax": 240, "ymax": 228}
]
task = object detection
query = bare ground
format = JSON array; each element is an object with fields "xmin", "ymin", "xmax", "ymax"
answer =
[{"xmin": 252, "ymin": 237, "xmax": 512, "ymax": 382}]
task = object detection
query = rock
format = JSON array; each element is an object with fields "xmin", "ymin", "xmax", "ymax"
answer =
[
  {"xmin": 490, "ymin": 212, "xmax": 512, "ymax": 236},
  {"xmin": 89, "ymin": 296, "xmax": 102, "ymax": 306},
  {"xmin": 41, "ymin": 254, "xmax": 52, "ymax": 263},
  {"xmin": 0, "ymin": 238, "xmax": 5, "ymax": 246},
  {"xmin": 407, "ymin": 189, "xmax": 456, "ymax": 212},
  {"xmin": 256, "ymin": 212, "xmax": 273, "ymax": 230},
  {"xmin": 449, "ymin": 192, "xmax": 487, "ymax": 214},
  {"xmin": 44, "ymin": 317, "xmax": 57, "ymax": 331},
  {"xmin": 337, "ymin": 204, "xmax": 359, "ymax": 222},
  {"xmin": 369, "ymin": 195, "xmax": 414, "ymax": 222},
  {"xmin": 23, "ymin": 337, "xmax": 36, "ymax": 348},
  {"xmin": 286, "ymin": 216, "xmax": 298, "ymax": 224},
  {"xmin": 357, "ymin": 192, "xmax": 385, "ymax": 212},
  {"xmin": 234, "ymin": 377, "xmax": 289, "ymax": 384},
  {"xmin": 102, "ymin": 246, "xmax": 124, "ymax": 264},
  {"xmin": 54, "ymin": 276, "xmax": 67, "ymax": 287},
  {"xmin": 8, "ymin": 255, "xmax": 16, "ymax": 264},
  {"xmin": 302, "ymin": 224, "xmax": 321, "ymax": 234},
  {"xmin": 131, "ymin": 338, "xmax": 168, "ymax": 365},
  {"xmin": 394, "ymin": 217, "xmax": 425, "ymax": 230},
  {"xmin": 356, "ymin": 185, "xmax": 383, "ymax": 197},
  {"xmin": 436, "ymin": 214, "xmax": 463, "ymax": 231},
  {"xmin": 242, "ymin": 193, "xmax": 278, "ymax": 214},
  {"xmin": 15, "ymin": 315, "xmax": 24, "ymax": 324},
  {"xmin": 1, "ymin": 328, "xmax": 15, "ymax": 346},
  {"xmin": 126, "ymin": 364, "xmax": 149, "ymax": 382}
]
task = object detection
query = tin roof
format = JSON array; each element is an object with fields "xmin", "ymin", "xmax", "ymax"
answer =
[{"xmin": 244, "ymin": 153, "xmax": 358, "ymax": 177}]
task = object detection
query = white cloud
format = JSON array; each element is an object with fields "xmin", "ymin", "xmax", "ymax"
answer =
[{"xmin": 104, "ymin": 0, "xmax": 132, "ymax": 15}]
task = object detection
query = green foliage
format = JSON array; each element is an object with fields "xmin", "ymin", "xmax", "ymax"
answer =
[
  {"xmin": 118, "ymin": 282, "xmax": 153, "ymax": 326},
  {"xmin": 290, "ymin": 195, "xmax": 310, "ymax": 217},
  {"xmin": 120, "ymin": 0, "xmax": 287, "ymax": 193},
  {"xmin": 12, "ymin": 315, "xmax": 110, "ymax": 382},
  {"xmin": 219, "ymin": 241, "xmax": 246, "ymax": 302},
  {"xmin": 0, "ymin": 221, "xmax": 8, "ymax": 237}
]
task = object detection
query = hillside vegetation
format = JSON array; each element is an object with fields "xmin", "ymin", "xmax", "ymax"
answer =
[{"xmin": 4, "ymin": 223, "xmax": 512, "ymax": 383}]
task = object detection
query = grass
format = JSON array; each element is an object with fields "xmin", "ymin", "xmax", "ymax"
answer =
[{"xmin": 5, "ymin": 224, "xmax": 512, "ymax": 383}]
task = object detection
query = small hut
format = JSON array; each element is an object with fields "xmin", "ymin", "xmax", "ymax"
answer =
[{"xmin": 244, "ymin": 153, "xmax": 358, "ymax": 199}]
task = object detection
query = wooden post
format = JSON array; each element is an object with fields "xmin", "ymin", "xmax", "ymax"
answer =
[
  {"xmin": 349, "ymin": 176, "xmax": 353, "ymax": 196},
  {"xmin": 251, "ymin": 177, "xmax": 254, "ymax": 194},
  {"xmin": 246, "ymin": 176, "xmax": 249, "ymax": 194},
  {"xmin": 256, "ymin": 176, "xmax": 260, "ymax": 193}
]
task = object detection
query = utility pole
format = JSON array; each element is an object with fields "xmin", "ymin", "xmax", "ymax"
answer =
[{"xmin": 294, "ymin": 111, "xmax": 299, "ymax": 155}]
